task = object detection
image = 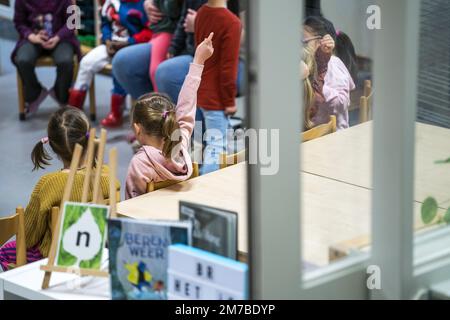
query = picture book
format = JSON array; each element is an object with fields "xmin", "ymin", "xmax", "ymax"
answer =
[
  {"xmin": 179, "ymin": 201, "xmax": 238, "ymax": 259},
  {"xmin": 108, "ymin": 218, "xmax": 192, "ymax": 300}
]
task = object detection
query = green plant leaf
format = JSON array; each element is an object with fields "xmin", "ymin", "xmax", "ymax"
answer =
[
  {"xmin": 435, "ymin": 158, "xmax": 450, "ymax": 164},
  {"xmin": 421, "ymin": 197, "xmax": 438, "ymax": 224},
  {"xmin": 443, "ymin": 207, "xmax": 450, "ymax": 224}
]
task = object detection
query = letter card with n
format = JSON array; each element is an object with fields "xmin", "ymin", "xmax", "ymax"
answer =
[{"xmin": 55, "ymin": 202, "xmax": 109, "ymax": 269}]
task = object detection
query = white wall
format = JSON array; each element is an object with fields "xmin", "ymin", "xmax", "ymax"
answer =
[{"xmin": 322, "ymin": 0, "xmax": 374, "ymax": 58}]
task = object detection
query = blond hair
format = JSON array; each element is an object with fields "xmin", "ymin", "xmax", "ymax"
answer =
[{"xmin": 302, "ymin": 46, "xmax": 317, "ymax": 130}]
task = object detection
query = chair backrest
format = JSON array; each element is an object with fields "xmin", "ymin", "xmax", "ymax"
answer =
[
  {"xmin": 219, "ymin": 149, "xmax": 246, "ymax": 169},
  {"xmin": 146, "ymin": 162, "xmax": 200, "ymax": 193},
  {"xmin": 359, "ymin": 80, "xmax": 373, "ymax": 124},
  {"xmin": 302, "ymin": 115, "xmax": 337, "ymax": 142},
  {"xmin": 0, "ymin": 207, "xmax": 26, "ymax": 267}
]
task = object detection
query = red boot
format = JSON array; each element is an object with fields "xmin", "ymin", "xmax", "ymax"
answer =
[
  {"xmin": 68, "ymin": 89, "xmax": 87, "ymax": 110},
  {"xmin": 101, "ymin": 94, "xmax": 126, "ymax": 128}
]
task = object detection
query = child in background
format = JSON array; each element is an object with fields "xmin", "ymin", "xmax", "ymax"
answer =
[
  {"xmin": 69, "ymin": 0, "xmax": 152, "ymax": 128},
  {"xmin": 125, "ymin": 33, "xmax": 214, "ymax": 199},
  {"xmin": 194, "ymin": 0, "xmax": 242, "ymax": 174},
  {"xmin": 147, "ymin": 0, "xmax": 182, "ymax": 91},
  {"xmin": 301, "ymin": 35, "xmax": 334, "ymax": 130},
  {"xmin": 304, "ymin": 16, "xmax": 356, "ymax": 131},
  {"xmin": 0, "ymin": 107, "xmax": 118, "ymax": 272}
]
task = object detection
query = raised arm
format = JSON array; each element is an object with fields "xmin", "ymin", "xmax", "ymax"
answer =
[{"xmin": 175, "ymin": 33, "xmax": 214, "ymax": 148}]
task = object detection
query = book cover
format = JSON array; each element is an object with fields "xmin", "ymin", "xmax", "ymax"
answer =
[
  {"xmin": 179, "ymin": 201, "xmax": 238, "ymax": 260},
  {"xmin": 108, "ymin": 218, "xmax": 192, "ymax": 300}
]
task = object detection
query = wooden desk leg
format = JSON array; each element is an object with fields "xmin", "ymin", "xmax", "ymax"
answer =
[
  {"xmin": 89, "ymin": 77, "xmax": 96, "ymax": 122},
  {"xmin": 17, "ymin": 72, "xmax": 26, "ymax": 121}
]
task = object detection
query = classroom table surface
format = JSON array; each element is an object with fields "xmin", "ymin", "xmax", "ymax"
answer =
[
  {"xmin": 117, "ymin": 121, "xmax": 450, "ymax": 267},
  {"xmin": 302, "ymin": 121, "xmax": 450, "ymax": 207},
  {"xmin": 117, "ymin": 161, "xmax": 439, "ymax": 266}
]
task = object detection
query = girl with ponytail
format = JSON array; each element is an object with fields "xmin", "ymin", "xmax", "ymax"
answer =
[
  {"xmin": 0, "ymin": 107, "xmax": 117, "ymax": 272},
  {"xmin": 303, "ymin": 16, "xmax": 356, "ymax": 131},
  {"xmin": 125, "ymin": 32, "xmax": 214, "ymax": 199}
]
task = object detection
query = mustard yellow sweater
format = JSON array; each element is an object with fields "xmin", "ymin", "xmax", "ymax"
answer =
[{"xmin": 24, "ymin": 166, "xmax": 120, "ymax": 257}]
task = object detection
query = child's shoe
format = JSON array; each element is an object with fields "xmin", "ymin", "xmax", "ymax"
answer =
[
  {"xmin": 101, "ymin": 94, "xmax": 126, "ymax": 128},
  {"xmin": 68, "ymin": 88, "xmax": 87, "ymax": 110}
]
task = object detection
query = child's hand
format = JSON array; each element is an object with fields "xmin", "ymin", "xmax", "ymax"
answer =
[
  {"xmin": 320, "ymin": 34, "xmax": 335, "ymax": 54},
  {"xmin": 193, "ymin": 32, "xmax": 214, "ymax": 65}
]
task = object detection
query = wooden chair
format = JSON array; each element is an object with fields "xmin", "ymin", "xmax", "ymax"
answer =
[
  {"xmin": 219, "ymin": 149, "xmax": 246, "ymax": 169},
  {"xmin": 146, "ymin": 163, "xmax": 200, "ymax": 193},
  {"xmin": 17, "ymin": 55, "xmax": 80, "ymax": 121},
  {"xmin": 359, "ymin": 80, "xmax": 373, "ymax": 124},
  {"xmin": 0, "ymin": 207, "xmax": 26, "ymax": 268},
  {"xmin": 302, "ymin": 115, "xmax": 337, "ymax": 142}
]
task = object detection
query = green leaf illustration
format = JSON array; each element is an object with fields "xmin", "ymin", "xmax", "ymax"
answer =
[{"xmin": 421, "ymin": 197, "xmax": 438, "ymax": 225}]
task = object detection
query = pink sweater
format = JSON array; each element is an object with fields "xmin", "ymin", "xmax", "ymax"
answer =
[
  {"xmin": 125, "ymin": 63, "xmax": 204, "ymax": 199},
  {"xmin": 313, "ymin": 56, "xmax": 356, "ymax": 131}
]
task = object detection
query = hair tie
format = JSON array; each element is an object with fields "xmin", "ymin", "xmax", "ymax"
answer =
[
  {"xmin": 162, "ymin": 110, "xmax": 174, "ymax": 120},
  {"xmin": 86, "ymin": 131, "xmax": 90, "ymax": 139},
  {"xmin": 336, "ymin": 29, "xmax": 341, "ymax": 36},
  {"xmin": 41, "ymin": 137, "xmax": 49, "ymax": 144}
]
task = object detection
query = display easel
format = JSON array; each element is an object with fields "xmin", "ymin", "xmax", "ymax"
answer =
[{"xmin": 40, "ymin": 128, "xmax": 118, "ymax": 289}]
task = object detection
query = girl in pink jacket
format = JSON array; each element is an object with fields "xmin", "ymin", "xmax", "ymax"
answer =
[
  {"xmin": 304, "ymin": 16, "xmax": 356, "ymax": 131},
  {"xmin": 125, "ymin": 32, "xmax": 214, "ymax": 199}
]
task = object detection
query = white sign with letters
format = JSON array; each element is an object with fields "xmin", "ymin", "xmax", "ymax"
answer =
[{"xmin": 167, "ymin": 244, "xmax": 248, "ymax": 300}]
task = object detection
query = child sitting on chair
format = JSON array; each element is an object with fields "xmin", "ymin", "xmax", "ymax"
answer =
[
  {"xmin": 0, "ymin": 107, "xmax": 118, "ymax": 272},
  {"xmin": 68, "ymin": 0, "xmax": 152, "ymax": 128},
  {"xmin": 125, "ymin": 33, "xmax": 214, "ymax": 199}
]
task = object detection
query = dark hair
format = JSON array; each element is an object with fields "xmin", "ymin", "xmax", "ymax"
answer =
[
  {"xmin": 132, "ymin": 93, "xmax": 180, "ymax": 159},
  {"xmin": 304, "ymin": 16, "xmax": 358, "ymax": 82},
  {"xmin": 31, "ymin": 107, "xmax": 90, "ymax": 171}
]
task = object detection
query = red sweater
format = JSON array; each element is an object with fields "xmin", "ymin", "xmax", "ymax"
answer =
[{"xmin": 195, "ymin": 5, "xmax": 241, "ymax": 110}]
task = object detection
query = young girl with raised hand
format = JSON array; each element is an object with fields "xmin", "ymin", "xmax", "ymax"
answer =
[
  {"xmin": 0, "ymin": 107, "xmax": 117, "ymax": 272},
  {"xmin": 125, "ymin": 33, "xmax": 214, "ymax": 199}
]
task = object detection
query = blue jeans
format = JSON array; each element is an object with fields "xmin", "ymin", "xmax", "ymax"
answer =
[
  {"xmin": 112, "ymin": 43, "xmax": 153, "ymax": 99},
  {"xmin": 155, "ymin": 55, "xmax": 193, "ymax": 103},
  {"xmin": 156, "ymin": 56, "xmax": 246, "ymax": 104},
  {"xmin": 198, "ymin": 109, "xmax": 230, "ymax": 175}
]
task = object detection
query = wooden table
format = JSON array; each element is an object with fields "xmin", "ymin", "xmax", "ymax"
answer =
[
  {"xmin": 117, "ymin": 121, "xmax": 450, "ymax": 267},
  {"xmin": 302, "ymin": 121, "xmax": 450, "ymax": 207},
  {"xmin": 117, "ymin": 163, "xmax": 248, "ymax": 252}
]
